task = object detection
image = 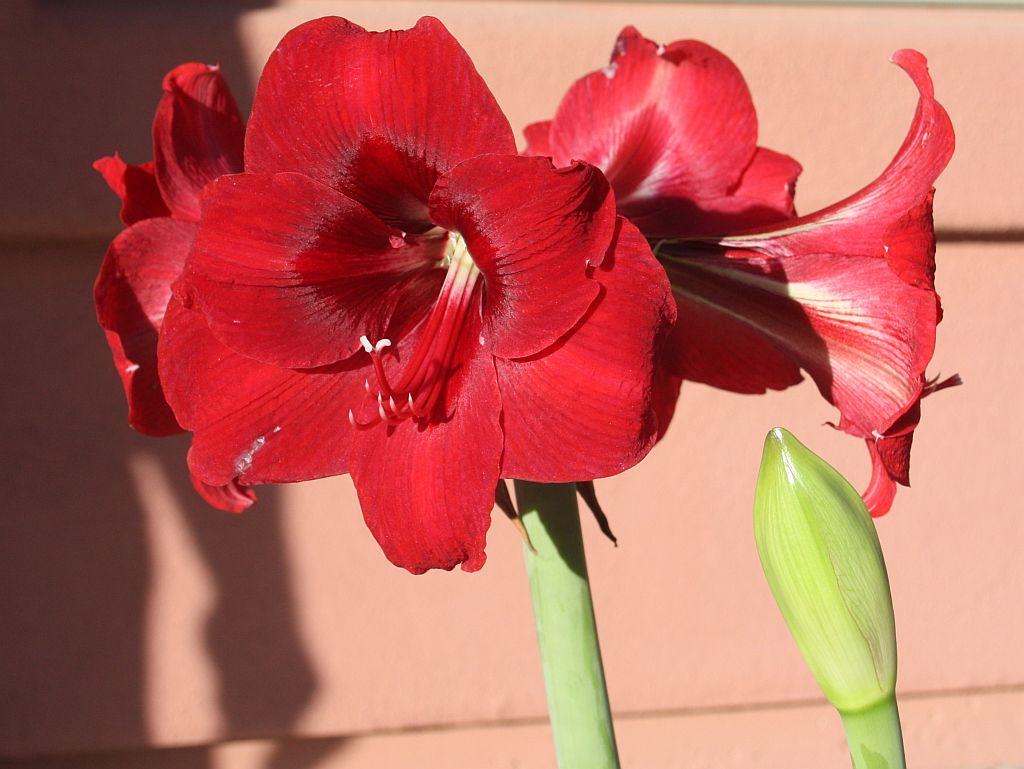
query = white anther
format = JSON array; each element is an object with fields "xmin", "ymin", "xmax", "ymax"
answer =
[
  {"xmin": 871, "ymin": 429, "xmax": 884, "ymax": 440},
  {"xmin": 389, "ymin": 395, "xmax": 399, "ymax": 414},
  {"xmin": 348, "ymin": 408, "xmax": 358, "ymax": 427},
  {"xmin": 360, "ymin": 335, "xmax": 392, "ymax": 354},
  {"xmin": 656, "ymin": 44, "xmax": 666, "ymax": 56},
  {"xmin": 364, "ymin": 378, "xmax": 371, "ymax": 393},
  {"xmin": 407, "ymin": 392, "xmax": 423, "ymax": 419},
  {"xmin": 602, "ymin": 62, "xmax": 618, "ymax": 79}
]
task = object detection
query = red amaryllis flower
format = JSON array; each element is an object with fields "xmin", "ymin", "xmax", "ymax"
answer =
[
  {"xmin": 158, "ymin": 17, "xmax": 675, "ymax": 573},
  {"xmin": 94, "ymin": 62, "xmax": 255, "ymax": 512},
  {"xmin": 526, "ymin": 29, "xmax": 956, "ymax": 515}
]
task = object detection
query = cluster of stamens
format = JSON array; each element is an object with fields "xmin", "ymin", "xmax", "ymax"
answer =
[{"xmin": 348, "ymin": 232, "xmax": 481, "ymax": 431}]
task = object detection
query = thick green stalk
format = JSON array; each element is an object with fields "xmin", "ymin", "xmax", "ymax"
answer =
[
  {"xmin": 514, "ymin": 480, "xmax": 620, "ymax": 769},
  {"xmin": 840, "ymin": 696, "xmax": 906, "ymax": 769}
]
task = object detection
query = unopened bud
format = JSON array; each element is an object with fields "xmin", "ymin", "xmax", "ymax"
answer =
[{"xmin": 754, "ymin": 428, "xmax": 897, "ymax": 714}]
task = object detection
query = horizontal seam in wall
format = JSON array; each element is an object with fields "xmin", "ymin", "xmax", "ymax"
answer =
[{"xmin": 7, "ymin": 681, "xmax": 1022, "ymax": 762}]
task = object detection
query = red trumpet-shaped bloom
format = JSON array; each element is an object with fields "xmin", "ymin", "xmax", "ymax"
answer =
[
  {"xmin": 157, "ymin": 17, "xmax": 674, "ymax": 572},
  {"xmin": 94, "ymin": 62, "xmax": 255, "ymax": 512},
  {"xmin": 526, "ymin": 29, "xmax": 956, "ymax": 515}
]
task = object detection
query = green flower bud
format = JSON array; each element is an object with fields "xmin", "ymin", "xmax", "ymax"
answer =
[{"xmin": 754, "ymin": 428, "xmax": 897, "ymax": 714}]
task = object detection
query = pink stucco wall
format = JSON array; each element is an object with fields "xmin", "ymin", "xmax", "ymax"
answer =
[{"xmin": 1, "ymin": 2, "xmax": 1021, "ymax": 767}]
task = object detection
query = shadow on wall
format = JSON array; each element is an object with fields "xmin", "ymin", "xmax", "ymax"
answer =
[
  {"xmin": 2, "ymin": 0, "xmax": 272, "ymax": 239},
  {"xmin": 0, "ymin": 2, "xmax": 343, "ymax": 767}
]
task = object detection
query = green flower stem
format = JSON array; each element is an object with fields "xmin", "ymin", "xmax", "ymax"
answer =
[
  {"xmin": 514, "ymin": 480, "xmax": 620, "ymax": 769},
  {"xmin": 840, "ymin": 696, "xmax": 907, "ymax": 769}
]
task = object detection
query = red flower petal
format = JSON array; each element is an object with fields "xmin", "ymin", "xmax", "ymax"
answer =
[
  {"xmin": 723, "ymin": 50, "xmax": 953, "ymax": 269},
  {"xmin": 498, "ymin": 219, "xmax": 675, "ymax": 480},
  {"xmin": 862, "ymin": 439, "xmax": 900, "ymax": 519},
  {"xmin": 350, "ymin": 311, "xmax": 501, "ymax": 574},
  {"xmin": 544, "ymin": 27, "xmax": 763, "ymax": 237},
  {"xmin": 190, "ymin": 473, "xmax": 257, "ymax": 514},
  {"xmin": 183, "ymin": 172, "xmax": 442, "ymax": 369},
  {"xmin": 153, "ymin": 63, "xmax": 244, "ymax": 222},
  {"xmin": 696, "ymin": 50, "xmax": 955, "ymax": 432},
  {"xmin": 522, "ymin": 121, "xmax": 553, "ymax": 156},
  {"xmin": 660, "ymin": 50, "xmax": 954, "ymax": 509},
  {"xmin": 665, "ymin": 241, "xmax": 940, "ymax": 441},
  {"xmin": 731, "ymin": 148, "xmax": 802, "ymax": 221},
  {"xmin": 93, "ymin": 153, "xmax": 171, "ymax": 225},
  {"xmin": 861, "ymin": 372, "xmax": 961, "ymax": 516},
  {"xmin": 429, "ymin": 155, "xmax": 617, "ymax": 359},
  {"xmin": 660, "ymin": 257, "xmax": 804, "ymax": 395},
  {"xmin": 159, "ymin": 298, "xmax": 367, "ymax": 486},
  {"xmin": 245, "ymin": 16, "xmax": 516, "ymax": 232},
  {"xmin": 94, "ymin": 217, "xmax": 195, "ymax": 436},
  {"xmin": 618, "ymin": 145, "xmax": 802, "ymax": 237}
]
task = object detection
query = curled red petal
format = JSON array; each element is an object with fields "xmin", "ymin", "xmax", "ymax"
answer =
[
  {"xmin": 860, "ymin": 373, "xmax": 961, "ymax": 516},
  {"xmin": 183, "ymin": 172, "xmax": 441, "ymax": 369},
  {"xmin": 153, "ymin": 62, "xmax": 245, "ymax": 222},
  {"xmin": 93, "ymin": 153, "xmax": 171, "ymax": 225},
  {"xmin": 350, "ymin": 311, "xmax": 501, "ymax": 573},
  {"xmin": 699, "ymin": 49, "xmax": 954, "ymax": 436},
  {"xmin": 94, "ymin": 217, "xmax": 195, "ymax": 436},
  {"xmin": 722, "ymin": 50, "xmax": 954, "ymax": 265},
  {"xmin": 497, "ymin": 219, "xmax": 675, "ymax": 480},
  {"xmin": 429, "ymin": 155, "xmax": 616, "ymax": 360},
  {"xmin": 159, "ymin": 298, "xmax": 366, "ymax": 486},
  {"xmin": 545, "ymin": 26, "xmax": 766, "ymax": 237},
  {"xmin": 245, "ymin": 16, "xmax": 516, "ymax": 232},
  {"xmin": 862, "ymin": 439, "xmax": 899, "ymax": 517},
  {"xmin": 190, "ymin": 473, "xmax": 257, "ymax": 514},
  {"xmin": 659, "ymin": 51, "xmax": 954, "ymax": 509}
]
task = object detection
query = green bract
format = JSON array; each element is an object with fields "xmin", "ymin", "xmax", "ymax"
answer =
[{"xmin": 754, "ymin": 428, "xmax": 897, "ymax": 714}]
